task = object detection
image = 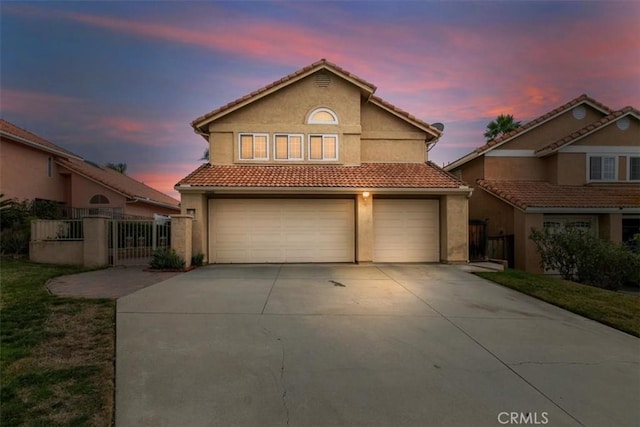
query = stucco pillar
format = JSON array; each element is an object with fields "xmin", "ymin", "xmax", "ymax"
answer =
[
  {"xmin": 83, "ymin": 216, "xmax": 109, "ymax": 267},
  {"xmin": 171, "ymin": 214, "xmax": 193, "ymax": 269},
  {"xmin": 356, "ymin": 194, "xmax": 373, "ymax": 263},
  {"xmin": 599, "ymin": 213, "xmax": 622, "ymax": 244},
  {"xmin": 513, "ymin": 210, "xmax": 543, "ymax": 273},
  {"xmin": 180, "ymin": 192, "xmax": 208, "ymax": 263},
  {"xmin": 439, "ymin": 195, "xmax": 469, "ymax": 264}
]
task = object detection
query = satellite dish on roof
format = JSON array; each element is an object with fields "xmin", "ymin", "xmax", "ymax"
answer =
[{"xmin": 431, "ymin": 122, "xmax": 445, "ymax": 132}]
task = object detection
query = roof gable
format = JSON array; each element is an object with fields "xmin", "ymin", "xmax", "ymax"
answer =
[
  {"xmin": 445, "ymin": 94, "xmax": 613, "ymax": 170},
  {"xmin": 535, "ymin": 107, "xmax": 640, "ymax": 156},
  {"xmin": 191, "ymin": 59, "xmax": 441, "ymax": 138}
]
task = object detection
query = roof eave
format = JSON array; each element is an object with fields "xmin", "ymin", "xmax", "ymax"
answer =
[
  {"xmin": 526, "ymin": 207, "xmax": 640, "ymax": 214},
  {"xmin": 1, "ymin": 130, "xmax": 83, "ymax": 161},
  {"xmin": 444, "ymin": 151, "xmax": 480, "ymax": 171},
  {"xmin": 175, "ymin": 185, "xmax": 471, "ymax": 195}
]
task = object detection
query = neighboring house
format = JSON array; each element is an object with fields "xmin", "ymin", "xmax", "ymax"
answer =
[
  {"xmin": 176, "ymin": 59, "xmax": 471, "ymax": 264},
  {"xmin": 0, "ymin": 119, "xmax": 180, "ymax": 218},
  {"xmin": 445, "ymin": 95, "xmax": 640, "ymax": 272}
]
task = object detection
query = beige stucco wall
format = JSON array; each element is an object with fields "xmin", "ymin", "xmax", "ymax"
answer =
[
  {"xmin": 1, "ymin": 138, "xmax": 68, "ymax": 203},
  {"xmin": 553, "ymin": 152, "xmax": 585, "ymax": 185},
  {"xmin": 83, "ymin": 216, "xmax": 109, "ymax": 267},
  {"xmin": 29, "ymin": 240, "xmax": 83, "ymax": 265},
  {"xmin": 355, "ymin": 193, "xmax": 373, "ymax": 262},
  {"xmin": 439, "ymin": 195, "xmax": 469, "ymax": 263},
  {"xmin": 206, "ymin": 71, "xmax": 432, "ymax": 166},
  {"xmin": 171, "ymin": 215, "xmax": 193, "ymax": 268},
  {"xmin": 208, "ymin": 71, "xmax": 363, "ymax": 165},
  {"xmin": 181, "ymin": 192, "xmax": 208, "ymax": 262},
  {"xmin": 484, "ymin": 157, "xmax": 546, "ymax": 180},
  {"xmin": 514, "ymin": 211, "xmax": 543, "ymax": 273},
  {"xmin": 360, "ymin": 102, "xmax": 428, "ymax": 163},
  {"xmin": 573, "ymin": 119, "xmax": 640, "ymax": 147}
]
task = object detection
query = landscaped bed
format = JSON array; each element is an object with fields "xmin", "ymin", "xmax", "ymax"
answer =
[
  {"xmin": 0, "ymin": 258, "xmax": 115, "ymax": 426},
  {"xmin": 476, "ymin": 269, "xmax": 640, "ymax": 338}
]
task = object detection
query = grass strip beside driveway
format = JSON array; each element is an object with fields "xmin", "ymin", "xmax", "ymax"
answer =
[
  {"xmin": 0, "ymin": 258, "xmax": 115, "ymax": 426},
  {"xmin": 476, "ymin": 269, "xmax": 640, "ymax": 338}
]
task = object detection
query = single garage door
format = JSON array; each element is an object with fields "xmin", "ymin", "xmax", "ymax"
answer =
[
  {"xmin": 209, "ymin": 199, "xmax": 355, "ymax": 263},
  {"xmin": 373, "ymin": 199, "xmax": 439, "ymax": 262}
]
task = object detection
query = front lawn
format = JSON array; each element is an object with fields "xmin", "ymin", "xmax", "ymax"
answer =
[
  {"xmin": 476, "ymin": 269, "xmax": 640, "ymax": 337},
  {"xmin": 0, "ymin": 258, "xmax": 115, "ymax": 426}
]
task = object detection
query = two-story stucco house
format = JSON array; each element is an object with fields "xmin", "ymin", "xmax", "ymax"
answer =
[
  {"xmin": 176, "ymin": 59, "xmax": 472, "ymax": 264},
  {"xmin": 1, "ymin": 119, "xmax": 180, "ymax": 218},
  {"xmin": 445, "ymin": 95, "xmax": 640, "ymax": 272}
]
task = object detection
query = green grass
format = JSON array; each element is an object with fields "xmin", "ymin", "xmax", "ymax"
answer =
[
  {"xmin": 476, "ymin": 269, "xmax": 640, "ymax": 337},
  {"xmin": 1, "ymin": 258, "xmax": 115, "ymax": 426}
]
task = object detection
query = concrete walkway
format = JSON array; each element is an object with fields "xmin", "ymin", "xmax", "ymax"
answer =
[
  {"xmin": 46, "ymin": 267, "xmax": 180, "ymax": 299},
  {"xmin": 116, "ymin": 264, "xmax": 639, "ymax": 427}
]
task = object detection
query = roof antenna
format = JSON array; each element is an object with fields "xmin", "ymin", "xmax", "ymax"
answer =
[{"xmin": 428, "ymin": 123, "xmax": 445, "ymax": 152}]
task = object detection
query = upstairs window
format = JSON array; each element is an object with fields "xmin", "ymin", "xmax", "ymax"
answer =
[
  {"xmin": 239, "ymin": 133, "xmax": 269, "ymax": 160},
  {"xmin": 274, "ymin": 134, "xmax": 304, "ymax": 161},
  {"xmin": 589, "ymin": 156, "xmax": 616, "ymax": 181},
  {"xmin": 308, "ymin": 108, "xmax": 338, "ymax": 124},
  {"xmin": 630, "ymin": 156, "xmax": 640, "ymax": 181},
  {"xmin": 90, "ymin": 194, "xmax": 110, "ymax": 204},
  {"xmin": 309, "ymin": 135, "xmax": 338, "ymax": 161}
]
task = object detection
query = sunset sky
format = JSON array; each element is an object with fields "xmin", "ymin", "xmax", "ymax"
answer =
[{"xmin": 2, "ymin": 1, "xmax": 639, "ymax": 199}]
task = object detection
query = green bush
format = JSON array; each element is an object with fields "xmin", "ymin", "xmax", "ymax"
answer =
[
  {"xmin": 149, "ymin": 247, "xmax": 185, "ymax": 270},
  {"xmin": 0, "ymin": 196, "xmax": 32, "ymax": 255},
  {"xmin": 191, "ymin": 252, "xmax": 204, "ymax": 267},
  {"xmin": 530, "ymin": 227, "xmax": 640, "ymax": 290}
]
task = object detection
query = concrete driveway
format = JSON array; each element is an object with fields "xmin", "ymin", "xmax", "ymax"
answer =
[{"xmin": 116, "ymin": 264, "xmax": 640, "ymax": 427}]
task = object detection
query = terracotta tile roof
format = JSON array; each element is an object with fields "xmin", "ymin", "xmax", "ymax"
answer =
[
  {"xmin": 477, "ymin": 180, "xmax": 640, "ymax": 210},
  {"xmin": 0, "ymin": 118, "xmax": 80, "ymax": 159},
  {"xmin": 535, "ymin": 107, "xmax": 640, "ymax": 156},
  {"xmin": 474, "ymin": 94, "xmax": 613, "ymax": 155},
  {"xmin": 192, "ymin": 59, "xmax": 377, "ymax": 129},
  {"xmin": 57, "ymin": 158, "xmax": 180, "ymax": 208},
  {"xmin": 177, "ymin": 162, "xmax": 466, "ymax": 189}
]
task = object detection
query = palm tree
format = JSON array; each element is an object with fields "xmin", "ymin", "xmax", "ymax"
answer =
[
  {"xmin": 484, "ymin": 114, "xmax": 521, "ymax": 141},
  {"xmin": 105, "ymin": 162, "xmax": 127, "ymax": 174}
]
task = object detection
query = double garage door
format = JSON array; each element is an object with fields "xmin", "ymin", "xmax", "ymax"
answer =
[{"xmin": 208, "ymin": 198, "xmax": 439, "ymax": 263}]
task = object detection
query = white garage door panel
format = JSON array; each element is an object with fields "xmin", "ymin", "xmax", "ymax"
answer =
[
  {"xmin": 209, "ymin": 199, "xmax": 354, "ymax": 263},
  {"xmin": 373, "ymin": 199, "xmax": 439, "ymax": 262}
]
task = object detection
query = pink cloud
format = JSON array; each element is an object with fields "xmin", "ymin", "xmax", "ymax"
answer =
[{"xmin": 1, "ymin": 88, "xmax": 82, "ymax": 117}]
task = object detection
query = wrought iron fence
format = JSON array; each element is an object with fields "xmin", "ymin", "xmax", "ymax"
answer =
[{"xmin": 109, "ymin": 219, "xmax": 171, "ymax": 265}]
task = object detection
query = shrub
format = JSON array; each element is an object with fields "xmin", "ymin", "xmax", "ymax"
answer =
[
  {"xmin": 191, "ymin": 252, "xmax": 204, "ymax": 267},
  {"xmin": 0, "ymin": 225, "xmax": 30, "ymax": 255},
  {"xmin": 530, "ymin": 227, "xmax": 640, "ymax": 290},
  {"xmin": 149, "ymin": 247, "xmax": 185, "ymax": 270}
]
